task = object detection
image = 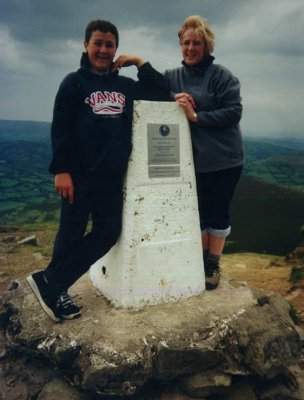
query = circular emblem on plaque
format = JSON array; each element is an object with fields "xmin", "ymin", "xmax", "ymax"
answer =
[{"xmin": 159, "ymin": 124, "xmax": 170, "ymax": 137}]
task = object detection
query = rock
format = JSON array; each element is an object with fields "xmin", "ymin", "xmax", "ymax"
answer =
[
  {"xmin": 272, "ymin": 260, "xmax": 286, "ymax": 267},
  {"xmin": 159, "ymin": 386, "xmax": 202, "ymax": 399},
  {"xmin": 36, "ymin": 334, "xmax": 82, "ymax": 368},
  {"xmin": 1, "ymin": 235, "xmax": 17, "ymax": 243},
  {"xmin": 181, "ymin": 371, "xmax": 231, "ymax": 398},
  {"xmin": 225, "ymin": 379, "xmax": 257, "ymax": 400},
  {"xmin": 2, "ymin": 274, "xmax": 301, "ymax": 398},
  {"xmin": 230, "ymin": 301, "xmax": 300, "ymax": 378},
  {"xmin": 0, "ymin": 378, "xmax": 29, "ymax": 400},
  {"xmin": 0, "ymin": 355, "xmax": 53, "ymax": 400},
  {"xmin": 17, "ymin": 235, "xmax": 38, "ymax": 246},
  {"xmin": 268, "ymin": 292, "xmax": 291, "ymax": 319},
  {"xmin": 32, "ymin": 252, "xmax": 45, "ymax": 261},
  {"xmin": 255, "ymin": 365, "xmax": 304, "ymax": 400},
  {"xmin": 0, "ymin": 331, "xmax": 8, "ymax": 359},
  {"xmin": 0, "ymin": 300, "xmax": 9, "ymax": 330},
  {"xmin": 37, "ymin": 378, "xmax": 88, "ymax": 400},
  {"xmin": 286, "ymin": 243, "xmax": 304, "ymax": 265},
  {"xmin": 155, "ymin": 346, "xmax": 224, "ymax": 380}
]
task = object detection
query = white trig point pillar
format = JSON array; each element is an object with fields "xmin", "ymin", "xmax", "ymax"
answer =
[{"xmin": 90, "ymin": 101, "xmax": 205, "ymax": 308}]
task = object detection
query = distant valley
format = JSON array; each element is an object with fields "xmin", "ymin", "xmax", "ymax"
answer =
[
  {"xmin": 244, "ymin": 137, "xmax": 304, "ymax": 190},
  {"xmin": 1, "ymin": 120, "xmax": 304, "ymax": 255}
]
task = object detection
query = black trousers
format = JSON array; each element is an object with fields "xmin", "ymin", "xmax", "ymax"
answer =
[
  {"xmin": 45, "ymin": 173, "xmax": 123, "ymax": 291},
  {"xmin": 195, "ymin": 165, "xmax": 243, "ymax": 232}
]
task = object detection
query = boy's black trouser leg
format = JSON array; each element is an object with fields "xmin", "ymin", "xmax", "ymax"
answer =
[
  {"xmin": 50, "ymin": 197, "xmax": 90, "ymax": 266},
  {"xmin": 45, "ymin": 187, "xmax": 123, "ymax": 291}
]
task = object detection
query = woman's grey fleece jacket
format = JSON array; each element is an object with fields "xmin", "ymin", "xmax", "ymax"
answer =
[{"xmin": 163, "ymin": 56, "xmax": 244, "ymax": 173}]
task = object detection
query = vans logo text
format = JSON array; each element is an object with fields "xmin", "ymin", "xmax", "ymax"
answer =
[{"xmin": 85, "ymin": 91, "xmax": 125, "ymax": 115}]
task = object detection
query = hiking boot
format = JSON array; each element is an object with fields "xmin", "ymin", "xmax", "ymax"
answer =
[
  {"xmin": 27, "ymin": 271, "xmax": 61, "ymax": 322},
  {"xmin": 56, "ymin": 291, "xmax": 81, "ymax": 320},
  {"xmin": 205, "ymin": 263, "xmax": 221, "ymax": 290}
]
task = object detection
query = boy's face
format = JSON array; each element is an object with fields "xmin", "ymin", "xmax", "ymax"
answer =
[{"xmin": 84, "ymin": 30, "xmax": 117, "ymax": 72}]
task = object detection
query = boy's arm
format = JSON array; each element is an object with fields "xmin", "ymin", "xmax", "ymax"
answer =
[
  {"xmin": 112, "ymin": 55, "xmax": 171, "ymax": 101},
  {"xmin": 112, "ymin": 55, "xmax": 145, "ymax": 70},
  {"xmin": 49, "ymin": 74, "xmax": 79, "ymax": 203}
]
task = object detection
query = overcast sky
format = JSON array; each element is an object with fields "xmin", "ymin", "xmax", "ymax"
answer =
[{"xmin": 1, "ymin": 0, "xmax": 303, "ymax": 138}]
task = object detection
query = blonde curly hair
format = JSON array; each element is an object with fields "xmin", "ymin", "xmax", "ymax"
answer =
[{"xmin": 178, "ymin": 15, "xmax": 215, "ymax": 56}]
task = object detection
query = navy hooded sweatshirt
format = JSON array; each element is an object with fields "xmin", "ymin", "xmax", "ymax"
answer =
[{"xmin": 49, "ymin": 53, "xmax": 169, "ymax": 177}]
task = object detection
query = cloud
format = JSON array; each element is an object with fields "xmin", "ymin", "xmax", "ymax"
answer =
[
  {"xmin": 0, "ymin": 24, "xmax": 41, "ymax": 73},
  {"xmin": 0, "ymin": 0, "xmax": 303, "ymax": 137},
  {"xmin": 215, "ymin": 0, "xmax": 304, "ymax": 57},
  {"xmin": 118, "ymin": 26, "xmax": 181, "ymax": 76}
]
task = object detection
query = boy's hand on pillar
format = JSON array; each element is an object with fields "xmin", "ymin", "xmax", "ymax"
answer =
[{"xmin": 54, "ymin": 173, "xmax": 74, "ymax": 204}]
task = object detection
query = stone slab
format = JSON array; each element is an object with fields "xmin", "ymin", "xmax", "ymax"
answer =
[{"xmin": 3, "ymin": 273, "xmax": 301, "ymax": 397}]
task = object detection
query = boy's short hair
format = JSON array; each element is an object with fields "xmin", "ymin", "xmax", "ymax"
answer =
[{"xmin": 85, "ymin": 20, "xmax": 119, "ymax": 48}]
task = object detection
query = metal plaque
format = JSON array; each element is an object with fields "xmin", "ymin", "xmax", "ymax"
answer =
[{"xmin": 147, "ymin": 123, "xmax": 180, "ymax": 178}]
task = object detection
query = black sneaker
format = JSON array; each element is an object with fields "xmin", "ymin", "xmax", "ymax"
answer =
[
  {"xmin": 26, "ymin": 271, "xmax": 60, "ymax": 322},
  {"xmin": 205, "ymin": 263, "xmax": 221, "ymax": 290},
  {"xmin": 56, "ymin": 291, "xmax": 81, "ymax": 320}
]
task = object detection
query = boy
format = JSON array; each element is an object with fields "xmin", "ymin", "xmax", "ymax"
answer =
[{"xmin": 27, "ymin": 20, "xmax": 168, "ymax": 322}]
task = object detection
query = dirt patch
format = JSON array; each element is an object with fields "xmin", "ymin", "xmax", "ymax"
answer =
[
  {"xmin": 222, "ymin": 252, "xmax": 304, "ymax": 328},
  {"xmin": 0, "ymin": 225, "xmax": 56, "ymax": 294}
]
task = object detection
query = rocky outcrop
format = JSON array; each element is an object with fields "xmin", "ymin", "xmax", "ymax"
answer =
[
  {"xmin": 0, "ymin": 234, "xmax": 38, "ymax": 247},
  {"xmin": 17, "ymin": 235, "xmax": 38, "ymax": 246},
  {"xmin": 1, "ymin": 274, "xmax": 303, "ymax": 399},
  {"xmin": 286, "ymin": 241, "xmax": 304, "ymax": 266}
]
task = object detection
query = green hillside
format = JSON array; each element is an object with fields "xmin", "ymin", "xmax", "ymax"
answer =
[
  {"xmin": 0, "ymin": 140, "xmax": 53, "ymax": 213},
  {"xmin": 244, "ymin": 139, "xmax": 304, "ymax": 190},
  {"xmin": 0, "ymin": 120, "xmax": 50, "ymax": 142},
  {"xmin": 1, "ymin": 120, "xmax": 304, "ymax": 255},
  {"xmin": 228, "ymin": 175, "xmax": 304, "ymax": 255}
]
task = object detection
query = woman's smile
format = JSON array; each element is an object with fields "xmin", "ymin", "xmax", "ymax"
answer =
[{"xmin": 180, "ymin": 28, "xmax": 205, "ymax": 66}]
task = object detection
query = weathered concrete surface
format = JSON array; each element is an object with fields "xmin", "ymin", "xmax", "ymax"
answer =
[
  {"xmin": 91, "ymin": 101, "xmax": 205, "ymax": 308},
  {"xmin": 2, "ymin": 273, "xmax": 301, "ymax": 398}
]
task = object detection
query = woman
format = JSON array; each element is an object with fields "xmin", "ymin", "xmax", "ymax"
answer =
[
  {"xmin": 114, "ymin": 15, "xmax": 244, "ymax": 290},
  {"xmin": 165, "ymin": 16, "xmax": 244, "ymax": 290}
]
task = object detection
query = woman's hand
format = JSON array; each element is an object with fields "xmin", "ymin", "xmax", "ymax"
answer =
[
  {"xmin": 54, "ymin": 173, "xmax": 74, "ymax": 204},
  {"xmin": 174, "ymin": 93, "xmax": 198, "ymax": 122},
  {"xmin": 112, "ymin": 55, "xmax": 145, "ymax": 72},
  {"xmin": 174, "ymin": 92, "xmax": 196, "ymax": 108}
]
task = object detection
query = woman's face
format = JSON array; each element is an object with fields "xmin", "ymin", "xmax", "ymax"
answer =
[{"xmin": 180, "ymin": 28, "xmax": 205, "ymax": 66}]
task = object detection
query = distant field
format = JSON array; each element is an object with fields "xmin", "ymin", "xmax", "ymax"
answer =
[
  {"xmin": 0, "ymin": 138, "xmax": 53, "ymax": 214},
  {"xmin": 244, "ymin": 139, "xmax": 304, "ymax": 191},
  {"xmin": 1, "ymin": 120, "xmax": 304, "ymax": 255}
]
